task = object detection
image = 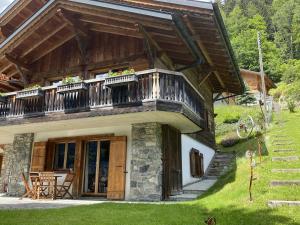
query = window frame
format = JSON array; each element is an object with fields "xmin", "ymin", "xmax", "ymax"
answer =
[
  {"xmin": 53, "ymin": 142, "xmax": 76, "ymax": 170},
  {"xmin": 190, "ymin": 148, "xmax": 204, "ymax": 178}
]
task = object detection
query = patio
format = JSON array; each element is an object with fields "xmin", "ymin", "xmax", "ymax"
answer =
[{"xmin": 0, "ymin": 194, "xmax": 106, "ymax": 209}]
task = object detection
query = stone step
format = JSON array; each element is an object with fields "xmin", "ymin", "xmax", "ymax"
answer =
[
  {"xmin": 273, "ymin": 149, "xmax": 297, "ymax": 153},
  {"xmin": 183, "ymin": 190, "xmax": 204, "ymax": 195},
  {"xmin": 271, "ymin": 169, "xmax": 300, "ymax": 173},
  {"xmin": 272, "ymin": 156, "xmax": 299, "ymax": 162},
  {"xmin": 169, "ymin": 193, "xmax": 198, "ymax": 201},
  {"xmin": 270, "ymin": 180, "xmax": 300, "ymax": 186},
  {"xmin": 268, "ymin": 200, "xmax": 300, "ymax": 208},
  {"xmin": 273, "ymin": 143, "xmax": 293, "ymax": 146}
]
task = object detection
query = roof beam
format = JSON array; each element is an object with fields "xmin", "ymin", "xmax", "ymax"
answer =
[
  {"xmin": 15, "ymin": 64, "xmax": 28, "ymax": 85},
  {"xmin": 20, "ymin": 22, "xmax": 68, "ymax": 58},
  {"xmin": 137, "ymin": 23, "xmax": 175, "ymax": 70},
  {"xmin": 57, "ymin": 9, "xmax": 88, "ymax": 37},
  {"xmin": 5, "ymin": 53, "xmax": 31, "ymax": 71},
  {"xmin": 183, "ymin": 15, "xmax": 225, "ymax": 89}
]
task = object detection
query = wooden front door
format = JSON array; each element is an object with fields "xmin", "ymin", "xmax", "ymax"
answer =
[
  {"xmin": 162, "ymin": 125, "xmax": 182, "ymax": 200},
  {"xmin": 107, "ymin": 137, "xmax": 127, "ymax": 200}
]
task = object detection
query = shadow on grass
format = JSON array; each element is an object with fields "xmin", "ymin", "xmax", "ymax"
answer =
[{"xmin": 0, "ymin": 202, "xmax": 298, "ymax": 225}]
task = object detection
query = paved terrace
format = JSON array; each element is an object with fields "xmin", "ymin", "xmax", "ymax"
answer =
[{"xmin": 0, "ymin": 194, "xmax": 174, "ymax": 210}]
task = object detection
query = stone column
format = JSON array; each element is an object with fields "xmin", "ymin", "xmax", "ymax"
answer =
[
  {"xmin": 129, "ymin": 123, "xmax": 163, "ymax": 201},
  {"xmin": 0, "ymin": 133, "xmax": 34, "ymax": 196}
]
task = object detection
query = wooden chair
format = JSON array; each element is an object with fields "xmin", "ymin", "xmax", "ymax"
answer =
[
  {"xmin": 20, "ymin": 173, "xmax": 34, "ymax": 199},
  {"xmin": 38, "ymin": 172, "xmax": 55, "ymax": 199},
  {"xmin": 56, "ymin": 173, "xmax": 75, "ymax": 199}
]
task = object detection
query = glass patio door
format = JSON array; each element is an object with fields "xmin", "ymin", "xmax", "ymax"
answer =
[{"xmin": 83, "ymin": 141, "xmax": 110, "ymax": 195}]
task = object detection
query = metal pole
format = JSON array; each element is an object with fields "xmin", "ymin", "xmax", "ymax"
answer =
[{"xmin": 257, "ymin": 32, "xmax": 268, "ymax": 125}]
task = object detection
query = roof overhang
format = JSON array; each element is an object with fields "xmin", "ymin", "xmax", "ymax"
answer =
[{"xmin": 0, "ymin": 0, "xmax": 244, "ymax": 94}]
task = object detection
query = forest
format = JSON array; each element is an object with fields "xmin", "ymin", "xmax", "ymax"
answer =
[{"xmin": 218, "ymin": 0, "xmax": 300, "ymax": 105}]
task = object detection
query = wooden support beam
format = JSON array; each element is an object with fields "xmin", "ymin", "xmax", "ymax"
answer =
[
  {"xmin": 199, "ymin": 71, "xmax": 213, "ymax": 87},
  {"xmin": 183, "ymin": 15, "xmax": 226, "ymax": 89},
  {"xmin": 137, "ymin": 24, "xmax": 175, "ymax": 70},
  {"xmin": 20, "ymin": 22, "xmax": 68, "ymax": 58},
  {"xmin": 5, "ymin": 53, "xmax": 31, "ymax": 71},
  {"xmin": 57, "ymin": 9, "xmax": 88, "ymax": 37},
  {"xmin": 15, "ymin": 65, "xmax": 28, "ymax": 85},
  {"xmin": 0, "ymin": 63, "xmax": 13, "ymax": 74}
]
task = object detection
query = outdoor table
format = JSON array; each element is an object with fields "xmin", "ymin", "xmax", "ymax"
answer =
[{"xmin": 30, "ymin": 173, "xmax": 62, "ymax": 200}]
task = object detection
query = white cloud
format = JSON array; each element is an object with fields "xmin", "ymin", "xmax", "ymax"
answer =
[{"xmin": 0, "ymin": 0, "xmax": 14, "ymax": 13}]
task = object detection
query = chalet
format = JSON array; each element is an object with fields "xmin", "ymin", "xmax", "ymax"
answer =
[{"xmin": 0, "ymin": 0, "xmax": 244, "ymax": 201}]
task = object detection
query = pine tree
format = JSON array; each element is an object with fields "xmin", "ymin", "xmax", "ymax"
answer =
[{"xmin": 236, "ymin": 84, "xmax": 257, "ymax": 105}]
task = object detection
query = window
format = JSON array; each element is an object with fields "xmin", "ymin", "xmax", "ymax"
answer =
[
  {"xmin": 190, "ymin": 148, "xmax": 204, "ymax": 178},
  {"xmin": 54, "ymin": 143, "xmax": 76, "ymax": 170}
]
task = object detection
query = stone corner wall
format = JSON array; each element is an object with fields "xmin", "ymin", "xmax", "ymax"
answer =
[
  {"xmin": 129, "ymin": 123, "xmax": 163, "ymax": 201},
  {"xmin": 0, "ymin": 133, "xmax": 34, "ymax": 196}
]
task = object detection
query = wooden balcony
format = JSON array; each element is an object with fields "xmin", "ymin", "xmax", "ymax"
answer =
[{"xmin": 0, "ymin": 69, "xmax": 205, "ymax": 129}]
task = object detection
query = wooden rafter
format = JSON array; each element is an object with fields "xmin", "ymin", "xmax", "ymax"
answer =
[
  {"xmin": 57, "ymin": 9, "xmax": 88, "ymax": 37},
  {"xmin": 15, "ymin": 64, "xmax": 28, "ymax": 85},
  {"xmin": 137, "ymin": 23, "xmax": 175, "ymax": 70},
  {"xmin": 183, "ymin": 15, "xmax": 225, "ymax": 89},
  {"xmin": 30, "ymin": 31, "xmax": 76, "ymax": 63},
  {"xmin": 5, "ymin": 54, "xmax": 31, "ymax": 71},
  {"xmin": 20, "ymin": 22, "xmax": 68, "ymax": 58}
]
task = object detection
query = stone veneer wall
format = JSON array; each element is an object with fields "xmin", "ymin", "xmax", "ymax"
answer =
[
  {"xmin": 0, "ymin": 133, "xmax": 34, "ymax": 196},
  {"xmin": 129, "ymin": 123, "xmax": 163, "ymax": 201}
]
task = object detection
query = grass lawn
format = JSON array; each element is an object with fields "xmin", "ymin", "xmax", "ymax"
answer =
[{"xmin": 0, "ymin": 109, "xmax": 299, "ymax": 225}]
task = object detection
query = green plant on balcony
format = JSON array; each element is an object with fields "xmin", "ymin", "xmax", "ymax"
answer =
[
  {"xmin": 62, "ymin": 76, "xmax": 82, "ymax": 85},
  {"xmin": 23, "ymin": 84, "xmax": 42, "ymax": 91},
  {"xmin": 108, "ymin": 68, "xmax": 135, "ymax": 77}
]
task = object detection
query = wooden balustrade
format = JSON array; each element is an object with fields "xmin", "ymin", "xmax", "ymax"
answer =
[{"xmin": 0, "ymin": 70, "xmax": 204, "ymax": 121}]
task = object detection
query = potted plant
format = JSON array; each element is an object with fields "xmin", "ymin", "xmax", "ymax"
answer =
[
  {"xmin": 0, "ymin": 93, "xmax": 7, "ymax": 103},
  {"xmin": 57, "ymin": 76, "xmax": 87, "ymax": 94},
  {"xmin": 16, "ymin": 84, "xmax": 43, "ymax": 99},
  {"xmin": 104, "ymin": 69, "xmax": 137, "ymax": 88}
]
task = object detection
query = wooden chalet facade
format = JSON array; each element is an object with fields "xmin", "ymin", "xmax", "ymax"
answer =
[{"xmin": 0, "ymin": 0, "xmax": 244, "ymax": 201}]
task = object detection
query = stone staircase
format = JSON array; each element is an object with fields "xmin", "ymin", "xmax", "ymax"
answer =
[
  {"xmin": 169, "ymin": 151, "xmax": 235, "ymax": 201},
  {"xmin": 267, "ymin": 117, "xmax": 300, "ymax": 208}
]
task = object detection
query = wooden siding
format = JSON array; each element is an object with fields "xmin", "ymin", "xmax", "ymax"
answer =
[
  {"xmin": 30, "ymin": 32, "xmax": 147, "ymax": 82},
  {"xmin": 31, "ymin": 142, "xmax": 47, "ymax": 172}
]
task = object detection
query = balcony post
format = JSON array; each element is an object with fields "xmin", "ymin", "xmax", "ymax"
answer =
[{"xmin": 152, "ymin": 72, "xmax": 160, "ymax": 99}]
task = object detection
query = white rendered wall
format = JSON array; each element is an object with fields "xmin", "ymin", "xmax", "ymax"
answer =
[{"xmin": 181, "ymin": 134, "xmax": 215, "ymax": 186}]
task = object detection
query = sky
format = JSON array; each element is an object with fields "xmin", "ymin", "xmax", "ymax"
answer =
[
  {"xmin": 0, "ymin": 0, "xmax": 13, "ymax": 13},
  {"xmin": 0, "ymin": 0, "xmax": 212, "ymax": 13}
]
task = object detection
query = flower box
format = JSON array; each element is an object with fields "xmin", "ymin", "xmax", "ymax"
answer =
[
  {"xmin": 16, "ymin": 88, "xmax": 44, "ymax": 99},
  {"xmin": 57, "ymin": 82, "xmax": 87, "ymax": 94},
  {"xmin": 104, "ymin": 74, "xmax": 137, "ymax": 88}
]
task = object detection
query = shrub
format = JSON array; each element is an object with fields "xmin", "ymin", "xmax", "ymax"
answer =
[
  {"xmin": 287, "ymin": 100, "xmax": 296, "ymax": 113},
  {"xmin": 221, "ymin": 135, "xmax": 240, "ymax": 147},
  {"xmin": 223, "ymin": 117, "xmax": 240, "ymax": 124}
]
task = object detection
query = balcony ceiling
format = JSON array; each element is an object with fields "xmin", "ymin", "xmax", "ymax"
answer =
[{"xmin": 0, "ymin": 0, "xmax": 244, "ymax": 94}]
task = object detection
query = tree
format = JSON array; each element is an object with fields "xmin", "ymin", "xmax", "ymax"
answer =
[
  {"xmin": 225, "ymin": 11, "xmax": 282, "ymax": 82},
  {"xmin": 235, "ymin": 84, "xmax": 256, "ymax": 105}
]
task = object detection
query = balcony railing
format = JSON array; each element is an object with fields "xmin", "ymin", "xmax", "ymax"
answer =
[{"xmin": 0, "ymin": 69, "xmax": 205, "ymax": 124}]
